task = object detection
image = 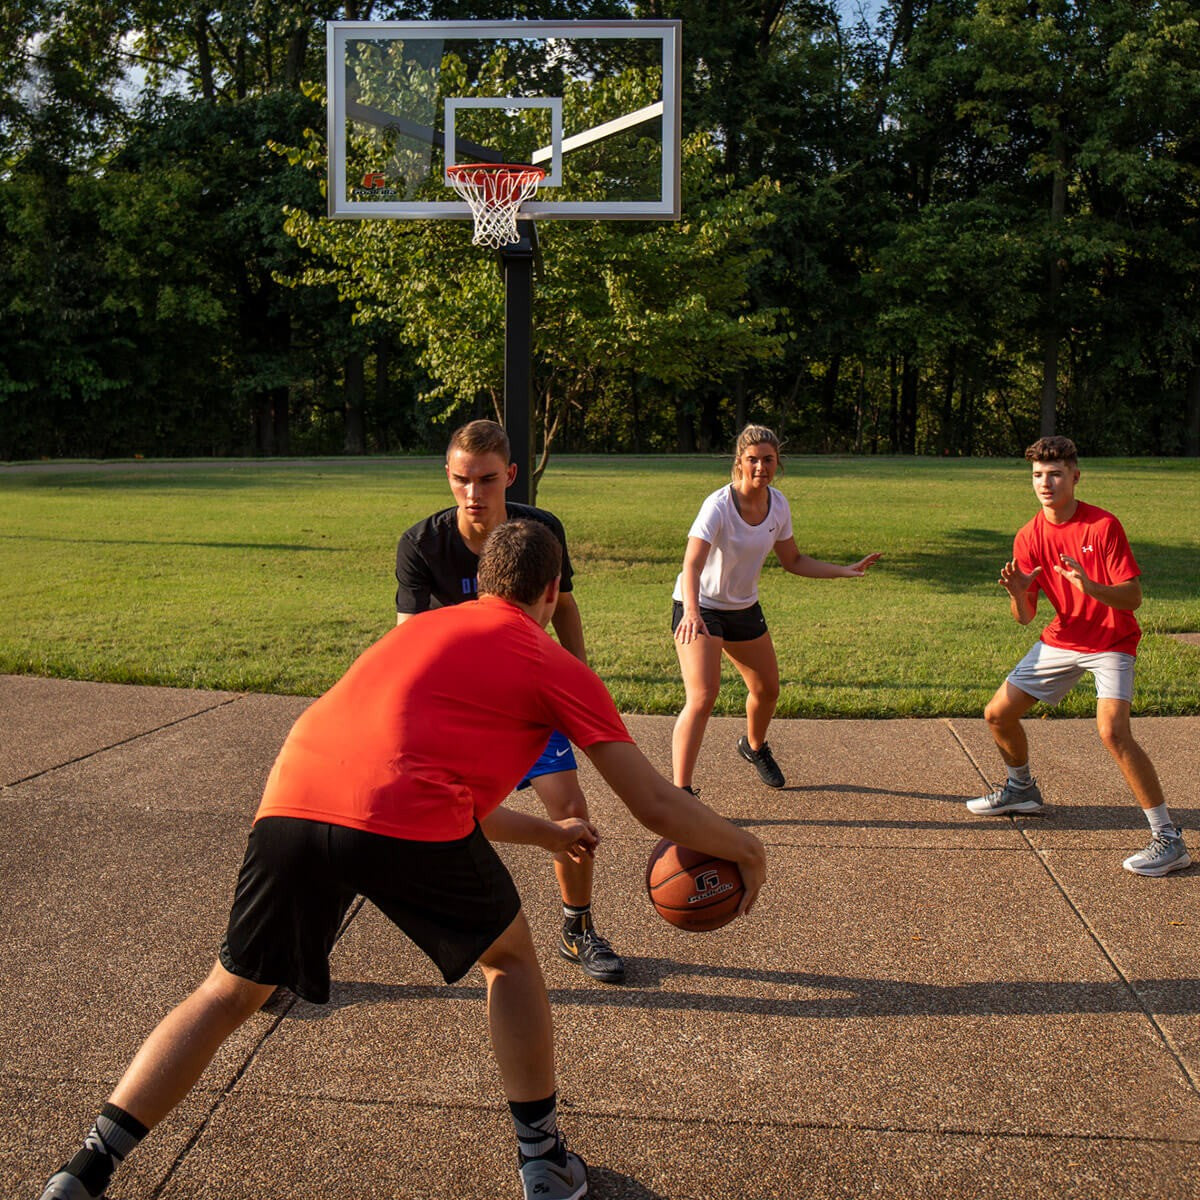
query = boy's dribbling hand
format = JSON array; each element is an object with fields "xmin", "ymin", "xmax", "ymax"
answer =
[{"xmin": 549, "ymin": 818, "xmax": 600, "ymax": 863}]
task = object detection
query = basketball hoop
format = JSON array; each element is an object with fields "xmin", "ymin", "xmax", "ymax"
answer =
[{"xmin": 446, "ymin": 163, "xmax": 546, "ymax": 248}]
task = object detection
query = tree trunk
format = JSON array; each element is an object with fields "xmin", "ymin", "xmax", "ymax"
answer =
[
  {"xmin": 374, "ymin": 338, "xmax": 392, "ymax": 451},
  {"xmin": 1041, "ymin": 127, "xmax": 1067, "ymax": 437},
  {"xmin": 343, "ymin": 350, "xmax": 366, "ymax": 454},
  {"xmin": 271, "ymin": 387, "xmax": 290, "ymax": 455},
  {"xmin": 940, "ymin": 348, "xmax": 957, "ymax": 454},
  {"xmin": 821, "ymin": 354, "xmax": 842, "ymax": 449},
  {"xmin": 254, "ymin": 396, "xmax": 274, "ymax": 455},
  {"xmin": 733, "ymin": 371, "xmax": 747, "ymax": 432},
  {"xmin": 900, "ymin": 357, "xmax": 918, "ymax": 454},
  {"xmin": 1187, "ymin": 361, "xmax": 1200, "ymax": 457},
  {"xmin": 194, "ymin": 13, "xmax": 215, "ymax": 103},
  {"xmin": 676, "ymin": 401, "xmax": 696, "ymax": 453}
]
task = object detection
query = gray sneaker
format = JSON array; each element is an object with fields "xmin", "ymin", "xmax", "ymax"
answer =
[
  {"xmin": 966, "ymin": 780, "xmax": 1044, "ymax": 815},
  {"xmin": 520, "ymin": 1148, "xmax": 588, "ymax": 1200},
  {"xmin": 1123, "ymin": 827, "xmax": 1192, "ymax": 877}
]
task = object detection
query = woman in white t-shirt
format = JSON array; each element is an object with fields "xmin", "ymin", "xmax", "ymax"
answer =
[{"xmin": 672, "ymin": 425, "xmax": 880, "ymax": 791}]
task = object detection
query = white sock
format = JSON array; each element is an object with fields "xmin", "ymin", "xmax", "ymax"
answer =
[
  {"xmin": 1143, "ymin": 804, "xmax": 1174, "ymax": 836},
  {"xmin": 1006, "ymin": 763, "xmax": 1033, "ymax": 788}
]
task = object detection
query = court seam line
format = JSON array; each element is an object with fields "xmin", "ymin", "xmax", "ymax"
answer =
[
  {"xmin": 147, "ymin": 895, "xmax": 368, "ymax": 1199},
  {"xmin": 1023, "ymin": 835, "xmax": 1200, "ymax": 1097},
  {"xmin": 2, "ymin": 693, "xmax": 247, "ymax": 787},
  {"xmin": 945, "ymin": 716, "xmax": 1200, "ymax": 1095}
]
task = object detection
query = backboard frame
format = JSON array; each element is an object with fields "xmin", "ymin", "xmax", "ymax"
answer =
[{"xmin": 326, "ymin": 19, "xmax": 682, "ymax": 222}]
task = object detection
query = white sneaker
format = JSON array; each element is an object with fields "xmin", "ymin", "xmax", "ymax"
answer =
[
  {"xmin": 1123, "ymin": 827, "xmax": 1192, "ymax": 877},
  {"xmin": 966, "ymin": 780, "xmax": 1044, "ymax": 815}
]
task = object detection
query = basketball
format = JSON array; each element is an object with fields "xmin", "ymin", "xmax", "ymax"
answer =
[{"xmin": 645, "ymin": 838, "xmax": 745, "ymax": 932}]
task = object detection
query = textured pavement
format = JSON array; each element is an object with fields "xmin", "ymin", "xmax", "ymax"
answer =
[{"xmin": 2, "ymin": 674, "xmax": 1197, "ymax": 1199}]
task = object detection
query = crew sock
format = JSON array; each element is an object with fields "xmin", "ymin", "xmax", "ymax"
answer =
[
  {"xmin": 40, "ymin": 1103, "xmax": 148, "ymax": 1200},
  {"xmin": 1006, "ymin": 763, "xmax": 1033, "ymax": 788},
  {"xmin": 510, "ymin": 1093, "xmax": 564, "ymax": 1164},
  {"xmin": 562, "ymin": 904, "xmax": 591, "ymax": 938},
  {"xmin": 1143, "ymin": 803, "xmax": 1175, "ymax": 837}
]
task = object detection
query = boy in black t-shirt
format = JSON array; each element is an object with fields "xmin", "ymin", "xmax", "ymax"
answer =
[{"xmin": 395, "ymin": 420, "xmax": 626, "ymax": 983}]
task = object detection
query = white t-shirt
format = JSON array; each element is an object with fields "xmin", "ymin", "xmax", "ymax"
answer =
[{"xmin": 672, "ymin": 484, "xmax": 793, "ymax": 610}]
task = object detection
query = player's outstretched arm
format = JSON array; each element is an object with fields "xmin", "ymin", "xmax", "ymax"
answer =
[
  {"xmin": 998, "ymin": 559, "xmax": 1040, "ymax": 624},
  {"xmin": 480, "ymin": 807, "xmax": 599, "ymax": 863},
  {"xmin": 774, "ymin": 539, "xmax": 882, "ymax": 579},
  {"xmin": 583, "ymin": 741, "xmax": 766, "ymax": 915}
]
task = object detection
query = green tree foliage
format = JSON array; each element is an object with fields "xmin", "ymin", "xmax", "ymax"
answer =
[
  {"xmin": 284, "ymin": 101, "xmax": 784, "ymax": 497},
  {"xmin": 1, "ymin": 0, "xmax": 1198, "ymax": 460}
]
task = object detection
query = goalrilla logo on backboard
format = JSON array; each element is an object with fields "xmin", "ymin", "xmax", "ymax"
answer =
[
  {"xmin": 351, "ymin": 171, "xmax": 401, "ymax": 200},
  {"xmin": 689, "ymin": 869, "xmax": 734, "ymax": 904}
]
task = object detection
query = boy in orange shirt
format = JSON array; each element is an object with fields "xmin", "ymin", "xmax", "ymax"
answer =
[{"xmin": 38, "ymin": 520, "xmax": 765, "ymax": 1200}]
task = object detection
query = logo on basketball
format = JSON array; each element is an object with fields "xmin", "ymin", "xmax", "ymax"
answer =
[{"xmin": 690, "ymin": 868, "xmax": 734, "ymax": 903}]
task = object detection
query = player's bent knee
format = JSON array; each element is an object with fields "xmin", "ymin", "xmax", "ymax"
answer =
[
  {"xmin": 984, "ymin": 699, "xmax": 1019, "ymax": 729},
  {"xmin": 685, "ymin": 684, "xmax": 721, "ymax": 713},
  {"xmin": 1097, "ymin": 720, "xmax": 1134, "ymax": 755},
  {"xmin": 199, "ymin": 966, "xmax": 275, "ymax": 1025}
]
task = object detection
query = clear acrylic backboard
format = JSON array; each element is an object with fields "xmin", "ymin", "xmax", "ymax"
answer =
[{"xmin": 326, "ymin": 20, "xmax": 681, "ymax": 222}]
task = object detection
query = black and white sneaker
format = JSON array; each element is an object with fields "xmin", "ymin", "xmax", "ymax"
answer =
[
  {"xmin": 737, "ymin": 735, "xmax": 785, "ymax": 788},
  {"xmin": 520, "ymin": 1143, "xmax": 588, "ymax": 1200},
  {"xmin": 559, "ymin": 926, "xmax": 625, "ymax": 983}
]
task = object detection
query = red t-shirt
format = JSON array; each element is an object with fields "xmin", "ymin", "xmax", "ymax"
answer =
[
  {"xmin": 1013, "ymin": 501, "xmax": 1141, "ymax": 656},
  {"xmin": 255, "ymin": 595, "xmax": 632, "ymax": 841}
]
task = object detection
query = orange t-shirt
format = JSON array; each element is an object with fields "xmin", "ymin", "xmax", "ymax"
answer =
[{"xmin": 255, "ymin": 595, "xmax": 632, "ymax": 841}]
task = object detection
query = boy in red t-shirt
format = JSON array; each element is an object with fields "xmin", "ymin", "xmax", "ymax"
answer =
[
  {"xmin": 39, "ymin": 521, "xmax": 767, "ymax": 1200},
  {"xmin": 967, "ymin": 437, "xmax": 1190, "ymax": 877}
]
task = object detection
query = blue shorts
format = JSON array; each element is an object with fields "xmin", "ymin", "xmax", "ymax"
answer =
[{"xmin": 517, "ymin": 729, "xmax": 578, "ymax": 790}]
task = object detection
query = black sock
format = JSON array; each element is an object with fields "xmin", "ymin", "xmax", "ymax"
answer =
[
  {"xmin": 562, "ymin": 904, "xmax": 591, "ymax": 937},
  {"xmin": 510, "ymin": 1093, "xmax": 564, "ymax": 1164},
  {"xmin": 42, "ymin": 1103, "xmax": 148, "ymax": 1199}
]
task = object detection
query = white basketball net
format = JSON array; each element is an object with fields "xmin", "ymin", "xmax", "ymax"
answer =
[{"xmin": 447, "ymin": 164, "xmax": 545, "ymax": 249}]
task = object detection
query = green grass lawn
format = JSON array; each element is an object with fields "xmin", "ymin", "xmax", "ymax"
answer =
[{"xmin": 2, "ymin": 456, "xmax": 1197, "ymax": 716}]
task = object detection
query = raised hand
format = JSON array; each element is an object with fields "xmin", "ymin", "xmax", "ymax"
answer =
[
  {"xmin": 998, "ymin": 559, "xmax": 1041, "ymax": 597},
  {"xmin": 1053, "ymin": 552, "xmax": 1090, "ymax": 592},
  {"xmin": 843, "ymin": 552, "xmax": 882, "ymax": 577}
]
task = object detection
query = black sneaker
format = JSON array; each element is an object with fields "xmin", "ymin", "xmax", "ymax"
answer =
[
  {"xmin": 559, "ymin": 926, "xmax": 625, "ymax": 983},
  {"xmin": 737, "ymin": 735, "xmax": 785, "ymax": 788}
]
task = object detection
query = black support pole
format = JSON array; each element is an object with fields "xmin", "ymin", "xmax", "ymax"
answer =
[{"xmin": 500, "ymin": 228, "xmax": 535, "ymax": 506}]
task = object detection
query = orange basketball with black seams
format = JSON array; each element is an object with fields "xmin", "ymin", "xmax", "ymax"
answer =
[{"xmin": 645, "ymin": 838, "xmax": 745, "ymax": 931}]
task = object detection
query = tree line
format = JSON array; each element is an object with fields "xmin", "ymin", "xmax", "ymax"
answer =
[{"xmin": 2, "ymin": 1, "xmax": 1198, "ymax": 467}]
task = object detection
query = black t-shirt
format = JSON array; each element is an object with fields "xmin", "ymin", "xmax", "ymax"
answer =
[{"xmin": 395, "ymin": 503, "xmax": 574, "ymax": 613}]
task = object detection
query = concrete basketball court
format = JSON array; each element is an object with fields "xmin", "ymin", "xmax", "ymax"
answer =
[{"xmin": 2, "ymin": 674, "xmax": 1197, "ymax": 1199}]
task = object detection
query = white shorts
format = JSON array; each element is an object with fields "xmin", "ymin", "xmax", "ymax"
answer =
[{"xmin": 1006, "ymin": 642, "xmax": 1135, "ymax": 706}]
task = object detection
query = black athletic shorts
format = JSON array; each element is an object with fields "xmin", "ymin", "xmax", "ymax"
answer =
[
  {"xmin": 219, "ymin": 817, "xmax": 521, "ymax": 1004},
  {"xmin": 671, "ymin": 599, "xmax": 769, "ymax": 643}
]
